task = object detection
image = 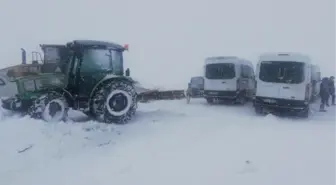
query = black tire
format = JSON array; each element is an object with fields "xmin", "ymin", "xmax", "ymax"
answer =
[
  {"xmin": 90, "ymin": 80, "xmax": 137, "ymax": 124},
  {"xmin": 29, "ymin": 92, "xmax": 69, "ymax": 122},
  {"xmin": 254, "ymin": 105, "xmax": 264, "ymax": 115},
  {"xmin": 298, "ymin": 106, "xmax": 310, "ymax": 118},
  {"xmin": 236, "ymin": 95, "xmax": 247, "ymax": 105},
  {"xmin": 206, "ymin": 98, "xmax": 214, "ymax": 104}
]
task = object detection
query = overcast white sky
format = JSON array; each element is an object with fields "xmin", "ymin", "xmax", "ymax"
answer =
[{"xmin": 0, "ymin": 0, "xmax": 334, "ymax": 88}]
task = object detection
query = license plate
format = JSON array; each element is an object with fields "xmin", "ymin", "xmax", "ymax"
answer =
[{"xmin": 263, "ymin": 98, "xmax": 276, "ymax": 103}]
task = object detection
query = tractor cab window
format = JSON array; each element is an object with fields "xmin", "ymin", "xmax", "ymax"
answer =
[
  {"xmin": 80, "ymin": 48, "xmax": 123, "ymax": 75},
  {"xmin": 23, "ymin": 80, "xmax": 36, "ymax": 91}
]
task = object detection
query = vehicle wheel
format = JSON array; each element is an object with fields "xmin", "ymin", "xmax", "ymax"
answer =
[
  {"xmin": 206, "ymin": 98, "xmax": 214, "ymax": 104},
  {"xmin": 298, "ymin": 106, "xmax": 310, "ymax": 118},
  {"xmin": 236, "ymin": 95, "xmax": 247, "ymax": 105},
  {"xmin": 29, "ymin": 92, "xmax": 68, "ymax": 122},
  {"xmin": 254, "ymin": 105, "xmax": 264, "ymax": 115},
  {"xmin": 90, "ymin": 80, "xmax": 137, "ymax": 124}
]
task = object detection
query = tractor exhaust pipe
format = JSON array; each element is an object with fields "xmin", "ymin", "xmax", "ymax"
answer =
[{"xmin": 21, "ymin": 48, "xmax": 26, "ymax": 64}]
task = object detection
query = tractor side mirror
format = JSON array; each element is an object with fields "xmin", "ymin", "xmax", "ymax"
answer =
[{"xmin": 125, "ymin": 68, "xmax": 130, "ymax": 76}]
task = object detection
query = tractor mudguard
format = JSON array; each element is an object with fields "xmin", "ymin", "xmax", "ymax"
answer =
[{"xmin": 88, "ymin": 74, "xmax": 135, "ymax": 104}]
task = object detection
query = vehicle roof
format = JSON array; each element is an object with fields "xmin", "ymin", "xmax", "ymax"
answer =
[
  {"xmin": 191, "ymin": 76, "xmax": 203, "ymax": 79},
  {"xmin": 0, "ymin": 64, "xmax": 42, "ymax": 71},
  {"xmin": 204, "ymin": 56, "xmax": 253, "ymax": 67},
  {"xmin": 40, "ymin": 44, "xmax": 66, "ymax": 49},
  {"xmin": 258, "ymin": 52, "xmax": 312, "ymax": 64},
  {"xmin": 67, "ymin": 40, "xmax": 125, "ymax": 51}
]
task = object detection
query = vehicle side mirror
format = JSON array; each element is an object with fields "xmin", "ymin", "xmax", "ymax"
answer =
[
  {"xmin": 125, "ymin": 68, "xmax": 130, "ymax": 76},
  {"xmin": 21, "ymin": 48, "xmax": 26, "ymax": 64}
]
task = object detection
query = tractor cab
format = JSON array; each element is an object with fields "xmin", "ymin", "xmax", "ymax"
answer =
[{"xmin": 63, "ymin": 40, "xmax": 130, "ymax": 97}]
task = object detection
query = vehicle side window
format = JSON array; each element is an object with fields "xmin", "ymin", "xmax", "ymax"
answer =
[
  {"xmin": 249, "ymin": 66, "xmax": 255, "ymax": 77},
  {"xmin": 0, "ymin": 78, "xmax": 5, "ymax": 86},
  {"xmin": 241, "ymin": 65, "xmax": 254, "ymax": 78},
  {"xmin": 241, "ymin": 65, "xmax": 246, "ymax": 78},
  {"xmin": 241, "ymin": 65, "xmax": 249, "ymax": 78},
  {"xmin": 317, "ymin": 72, "xmax": 321, "ymax": 81},
  {"xmin": 23, "ymin": 80, "xmax": 36, "ymax": 91}
]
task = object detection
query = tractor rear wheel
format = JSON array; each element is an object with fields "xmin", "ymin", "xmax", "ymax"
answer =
[{"xmin": 90, "ymin": 80, "xmax": 137, "ymax": 124}]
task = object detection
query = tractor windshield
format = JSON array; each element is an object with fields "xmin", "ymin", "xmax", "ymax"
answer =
[{"xmin": 81, "ymin": 48, "xmax": 123, "ymax": 75}]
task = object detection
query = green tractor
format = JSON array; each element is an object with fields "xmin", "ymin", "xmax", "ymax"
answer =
[{"xmin": 1, "ymin": 40, "xmax": 137, "ymax": 124}]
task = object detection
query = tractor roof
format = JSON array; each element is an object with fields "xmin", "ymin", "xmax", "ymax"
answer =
[
  {"xmin": 40, "ymin": 44, "xmax": 66, "ymax": 49},
  {"xmin": 67, "ymin": 40, "xmax": 125, "ymax": 51}
]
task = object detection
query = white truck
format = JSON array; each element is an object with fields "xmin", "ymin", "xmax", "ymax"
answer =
[
  {"xmin": 253, "ymin": 52, "xmax": 319, "ymax": 117},
  {"xmin": 203, "ymin": 56, "xmax": 256, "ymax": 104}
]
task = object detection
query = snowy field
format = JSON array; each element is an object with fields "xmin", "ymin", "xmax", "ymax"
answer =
[
  {"xmin": 0, "ymin": 0, "xmax": 334, "ymax": 184},
  {"xmin": 0, "ymin": 99, "xmax": 334, "ymax": 185}
]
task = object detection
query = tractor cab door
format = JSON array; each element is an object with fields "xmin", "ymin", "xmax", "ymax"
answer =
[
  {"xmin": 77, "ymin": 63, "xmax": 103, "ymax": 97},
  {"xmin": 76, "ymin": 49, "xmax": 110, "ymax": 97},
  {"xmin": 65, "ymin": 53, "xmax": 101, "ymax": 98},
  {"xmin": 64, "ymin": 54, "xmax": 80, "ymax": 94}
]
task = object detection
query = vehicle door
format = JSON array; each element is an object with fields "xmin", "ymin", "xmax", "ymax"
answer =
[
  {"xmin": 278, "ymin": 62, "xmax": 307, "ymax": 101},
  {"xmin": 256, "ymin": 62, "xmax": 281, "ymax": 98},
  {"xmin": 204, "ymin": 63, "xmax": 237, "ymax": 91}
]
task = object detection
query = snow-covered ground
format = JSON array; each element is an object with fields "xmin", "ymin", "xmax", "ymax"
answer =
[
  {"xmin": 0, "ymin": 99, "xmax": 334, "ymax": 185},
  {"xmin": 0, "ymin": 0, "xmax": 334, "ymax": 184}
]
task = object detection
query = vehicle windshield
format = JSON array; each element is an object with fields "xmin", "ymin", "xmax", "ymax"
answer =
[
  {"xmin": 81, "ymin": 48, "xmax": 123, "ymax": 75},
  {"xmin": 190, "ymin": 77, "xmax": 204, "ymax": 88},
  {"xmin": 191, "ymin": 77, "xmax": 203, "ymax": 84},
  {"xmin": 259, "ymin": 61, "xmax": 305, "ymax": 84},
  {"xmin": 205, "ymin": 63, "xmax": 235, "ymax": 79}
]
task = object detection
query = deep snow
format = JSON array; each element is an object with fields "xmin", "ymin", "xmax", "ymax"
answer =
[
  {"xmin": 0, "ymin": 99, "xmax": 335, "ymax": 185},
  {"xmin": 0, "ymin": 0, "xmax": 334, "ymax": 184}
]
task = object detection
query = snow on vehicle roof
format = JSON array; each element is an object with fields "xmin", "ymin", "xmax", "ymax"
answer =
[
  {"xmin": 67, "ymin": 40, "xmax": 125, "ymax": 51},
  {"xmin": 204, "ymin": 56, "xmax": 253, "ymax": 67},
  {"xmin": 206, "ymin": 56, "xmax": 238, "ymax": 60},
  {"xmin": 258, "ymin": 52, "xmax": 312, "ymax": 64}
]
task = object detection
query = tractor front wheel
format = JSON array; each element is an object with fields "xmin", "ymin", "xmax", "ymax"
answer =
[{"xmin": 29, "ymin": 92, "xmax": 69, "ymax": 122}]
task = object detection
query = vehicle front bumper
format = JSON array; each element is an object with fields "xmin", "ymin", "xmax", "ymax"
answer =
[
  {"xmin": 187, "ymin": 88, "xmax": 204, "ymax": 97},
  {"xmin": 204, "ymin": 90, "xmax": 238, "ymax": 99},
  {"xmin": 254, "ymin": 96, "xmax": 309, "ymax": 112},
  {"xmin": 1, "ymin": 97, "xmax": 28, "ymax": 112},
  {"xmin": 1, "ymin": 98, "xmax": 14, "ymax": 110}
]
